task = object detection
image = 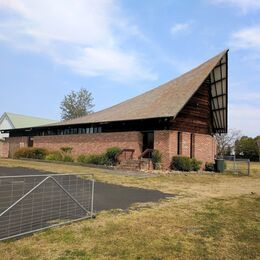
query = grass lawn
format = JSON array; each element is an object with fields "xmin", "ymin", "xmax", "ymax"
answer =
[{"xmin": 0, "ymin": 159, "xmax": 259, "ymax": 259}]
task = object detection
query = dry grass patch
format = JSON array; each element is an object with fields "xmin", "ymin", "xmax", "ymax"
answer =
[
  {"xmin": 0, "ymin": 195, "xmax": 259, "ymax": 259},
  {"xmin": 0, "ymin": 159, "xmax": 259, "ymax": 259},
  {"xmin": 0, "ymin": 159, "xmax": 259, "ymax": 198}
]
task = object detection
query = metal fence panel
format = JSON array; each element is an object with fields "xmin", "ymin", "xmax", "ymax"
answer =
[
  {"xmin": 0, "ymin": 174, "xmax": 94, "ymax": 241},
  {"xmin": 224, "ymin": 156, "xmax": 250, "ymax": 176}
]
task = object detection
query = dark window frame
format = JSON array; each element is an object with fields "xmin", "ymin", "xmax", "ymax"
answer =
[
  {"xmin": 177, "ymin": 132, "xmax": 182, "ymax": 155},
  {"xmin": 190, "ymin": 133, "xmax": 194, "ymax": 158}
]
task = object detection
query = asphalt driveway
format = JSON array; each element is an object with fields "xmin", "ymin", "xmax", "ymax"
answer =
[{"xmin": 0, "ymin": 166, "xmax": 172, "ymax": 240}]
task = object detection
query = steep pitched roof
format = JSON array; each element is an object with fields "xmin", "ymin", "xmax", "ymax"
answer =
[
  {"xmin": 0, "ymin": 112, "xmax": 57, "ymax": 129},
  {"xmin": 50, "ymin": 49, "xmax": 228, "ymax": 127}
]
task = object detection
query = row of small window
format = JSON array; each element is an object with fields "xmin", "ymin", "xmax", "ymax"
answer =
[{"xmin": 39, "ymin": 127, "xmax": 102, "ymax": 136}]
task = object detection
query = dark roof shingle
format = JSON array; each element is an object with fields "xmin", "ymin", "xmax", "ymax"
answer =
[{"xmin": 52, "ymin": 49, "xmax": 228, "ymax": 126}]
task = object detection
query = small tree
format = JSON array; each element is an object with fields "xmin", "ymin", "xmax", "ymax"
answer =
[
  {"xmin": 215, "ymin": 129, "xmax": 241, "ymax": 157},
  {"xmin": 255, "ymin": 136, "xmax": 260, "ymax": 162},
  {"xmin": 60, "ymin": 88, "xmax": 94, "ymax": 120},
  {"xmin": 235, "ymin": 136, "xmax": 259, "ymax": 161}
]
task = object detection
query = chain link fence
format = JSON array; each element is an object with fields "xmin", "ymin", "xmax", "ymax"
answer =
[
  {"xmin": 0, "ymin": 173, "xmax": 94, "ymax": 241},
  {"xmin": 223, "ymin": 156, "xmax": 250, "ymax": 176}
]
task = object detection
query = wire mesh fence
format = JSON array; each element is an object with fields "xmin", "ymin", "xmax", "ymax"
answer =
[
  {"xmin": 223, "ymin": 156, "xmax": 250, "ymax": 176},
  {"xmin": 0, "ymin": 174, "xmax": 94, "ymax": 241}
]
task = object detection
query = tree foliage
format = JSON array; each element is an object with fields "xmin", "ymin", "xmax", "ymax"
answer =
[
  {"xmin": 256, "ymin": 136, "xmax": 260, "ymax": 161},
  {"xmin": 60, "ymin": 88, "xmax": 94, "ymax": 120},
  {"xmin": 215, "ymin": 129, "xmax": 241, "ymax": 156},
  {"xmin": 235, "ymin": 136, "xmax": 259, "ymax": 161}
]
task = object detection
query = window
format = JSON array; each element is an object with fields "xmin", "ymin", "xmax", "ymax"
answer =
[
  {"xmin": 177, "ymin": 132, "xmax": 182, "ymax": 155},
  {"xmin": 190, "ymin": 133, "xmax": 194, "ymax": 158},
  {"xmin": 37, "ymin": 125, "xmax": 102, "ymax": 136}
]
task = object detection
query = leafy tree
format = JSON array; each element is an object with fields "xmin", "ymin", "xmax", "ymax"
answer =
[
  {"xmin": 215, "ymin": 129, "xmax": 241, "ymax": 157},
  {"xmin": 235, "ymin": 136, "xmax": 259, "ymax": 161},
  {"xmin": 255, "ymin": 136, "xmax": 260, "ymax": 162},
  {"xmin": 60, "ymin": 88, "xmax": 94, "ymax": 120}
]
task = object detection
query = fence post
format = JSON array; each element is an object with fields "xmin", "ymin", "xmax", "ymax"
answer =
[
  {"xmin": 91, "ymin": 179, "xmax": 95, "ymax": 218},
  {"xmin": 247, "ymin": 159, "xmax": 250, "ymax": 176},
  {"xmin": 233, "ymin": 155, "xmax": 236, "ymax": 174}
]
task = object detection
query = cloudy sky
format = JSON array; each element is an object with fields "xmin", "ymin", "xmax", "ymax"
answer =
[{"xmin": 0, "ymin": 0, "xmax": 259, "ymax": 136}]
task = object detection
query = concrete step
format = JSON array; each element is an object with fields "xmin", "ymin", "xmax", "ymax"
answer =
[{"xmin": 118, "ymin": 159, "xmax": 153, "ymax": 171}]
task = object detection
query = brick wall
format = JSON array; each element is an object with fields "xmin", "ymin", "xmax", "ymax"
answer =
[
  {"xmin": 33, "ymin": 131, "xmax": 143, "ymax": 159},
  {"xmin": 7, "ymin": 136, "xmax": 29, "ymax": 157},
  {"xmin": 0, "ymin": 141, "xmax": 9, "ymax": 158},
  {"xmin": 154, "ymin": 130, "xmax": 171, "ymax": 167},
  {"xmin": 6, "ymin": 130, "xmax": 216, "ymax": 170},
  {"xmin": 155, "ymin": 130, "xmax": 216, "ymax": 169},
  {"xmin": 181, "ymin": 132, "xmax": 191, "ymax": 157},
  {"xmin": 193, "ymin": 133, "xmax": 216, "ymax": 164}
]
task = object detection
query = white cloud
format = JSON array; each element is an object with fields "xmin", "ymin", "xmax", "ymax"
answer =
[
  {"xmin": 232, "ymin": 90, "xmax": 260, "ymax": 102},
  {"xmin": 210, "ymin": 0, "xmax": 260, "ymax": 13},
  {"xmin": 230, "ymin": 26, "xmax": 260, "ymax": 49},
  {"xmin": 229, "ymin": 104, "xmax": 260, "ymax": 136},
  {"xmin": 60, "ymin": 47, "xmax": 156, "ymax": 81},
  {"xmin": 170, "ymin": 22, "xmax": 192, "ymax": 35},
  {"xmin": 0, "ymin": 0, "xmax": 155, "ymax": 81}
]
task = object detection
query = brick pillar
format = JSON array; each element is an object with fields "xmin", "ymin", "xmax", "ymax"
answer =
[
  {"xmin": 0, "ymin": 141, "xmax": 9, "ymax": 158},
  {"xmin": 154, "ymin": 130, "xmax": 170, "ymax": 169},
  {"xmin": 193, "ymin": 133, "xmax": 216, "ymax": 164},
  {"xmin": 6, "ymin": 137, "xmax": 29, "ymax": 158},
  {"xmin": 154, "ymin": 130, "xmax": 181, "ymax": 169}
]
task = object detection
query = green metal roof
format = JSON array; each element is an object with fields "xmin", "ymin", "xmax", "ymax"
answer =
[{"xmin": 2, "ymin": 112, "xmax": 57, "ymax": 129}]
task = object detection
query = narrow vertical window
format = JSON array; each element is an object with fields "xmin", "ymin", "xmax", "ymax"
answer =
[
  {"xmin": 177, "ymin": 132, "xmax": 182, "ymax": 155},
  {"xmin": 190, "ymin": 133, "xmax": 194, "ymax": 158}
]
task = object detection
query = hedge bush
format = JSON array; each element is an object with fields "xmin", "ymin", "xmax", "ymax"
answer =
[
  {"xmin": 191, "ymin": 158, "xmax": 202, "ymax": 171},
  {"xmin": 171, "ymin": 156, "xmax": 202, "ymax": 172},
  {"xmin": 63, "ymin": 155, "xmax": 74, "ymax": 162},
  {"xmin": 60, "ymin": 147, "xmax": 73, "ymax": 154},
  {"xmin": 171, "ymin": 156, "xmax": 191, "ymax": 171},
  {"xmin": 205, "ymin": 162, "xmax": 215, "ymax": 172},
  {"xmin": 45, "ymin": 148, "xmax": 74, "ymax": 162},
  {"xmin": 77, "ymin": 147, "xmax": 121, "ymax": 166},
  {"xmin": 45, "ymin": 151, "xmax": 63, "ymax": 161},
  {"xmin": 151, "ymin": 149, "xmax": 162, "ymax": 169},
  {"xmin": 77, "ymin": 154, "xmax": 107, "ymax": 165},
  {"xmin": 14, "ymin": 147, "xmax": 48, "ymax": 160},
  {"xmin": 105, "ymin": 147, "xmax": 121, "ymax": 166}
]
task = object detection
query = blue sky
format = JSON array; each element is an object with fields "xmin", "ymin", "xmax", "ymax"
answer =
[{"xmin": 0, "ymin": 0, "xmax": 259, "ymax": 136}]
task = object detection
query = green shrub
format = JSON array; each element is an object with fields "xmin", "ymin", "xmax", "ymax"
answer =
[
  {"xmin": 77, "ymin": 154, "xmax": 107, "ymax": 165},
  {"xmin": 14, "ymin": 148, "xmax": 31, "ymax": 159},
  {"xmin": 105, "ymin": 147, "xmax": 121, "ymax": 165},
  {"xmin": 191, "ymin": 158, "xmax": 202, "ymax": 171},
  {"xmin": 45, "ymin": 151, "xmax": 63, "ymax": 161},
  {"xmin": 63, "ymin": 155, "xmax": 74, "ymax": 162},
  {"xmin": 14, "ymin": 147, "xmax": 48, "ymax": 159},
  {"xmin": 152, "ymin": 149, "xmax": 162, "ymax": 169},
  {"xmin": 205, "ymin": 162, "xmax": 215, "ymax": 172},
  {"xmin": 60, "ymin": 147, "xmax": 73, "ymax": 154},
  {"xmin": 171, "ymin": 156, "xmax": 202, "ymax": 172},
  {"xmin": 77, "ymin": 154, "xmax": 88, "ymax": 163},
  {"xmin": 171, "ymin": 156, "xmax": 191, "ymax": 171}
]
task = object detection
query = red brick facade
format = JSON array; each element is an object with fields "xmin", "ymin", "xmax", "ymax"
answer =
[
  {"xmin": 7, "ymin": 136, "xmax": 29, "ymax": 158},
  {"xmin": 6, "ymin": 130, "xmax": 216, "ymax": 169},
  {"xmin": 154, "ymin": 130, "xmax": 216, "ymax": 169},
  {"xmin": 0, "ymin": 141, "xmax": 9, "ymax": 158},
  {"xmin": 33, "ymin": 132, "xmax": 143, "ymax": 159}
]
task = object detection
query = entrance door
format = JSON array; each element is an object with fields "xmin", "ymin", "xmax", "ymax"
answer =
[
  {"xmin": 28, "ymin": 136, "xmax": 34, "ymax": 147},
  {"xmin": 142, "ymin": 131, "xmax": 154, "ymax": 152}
]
